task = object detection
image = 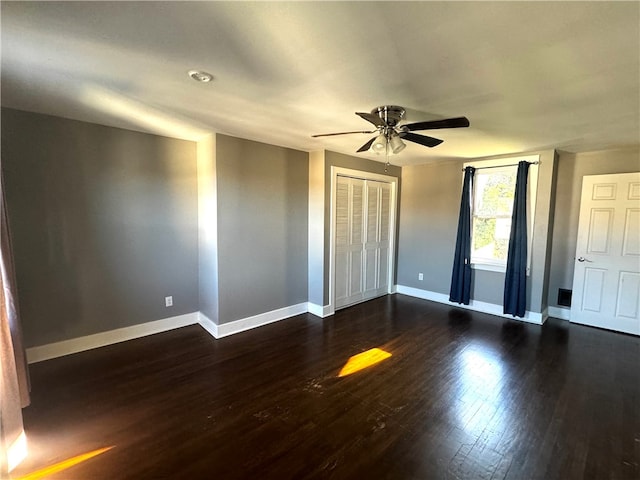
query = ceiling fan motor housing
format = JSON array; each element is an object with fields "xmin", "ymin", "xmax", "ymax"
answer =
[{"xmin": 371, "ymin": 105, "xmax": 405, "ymax": 127}]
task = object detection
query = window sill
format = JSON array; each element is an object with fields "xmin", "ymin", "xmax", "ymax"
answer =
[
  {"xmin": 471, "ymin": 262, "xmax": 531, "ymax": 276},
  {"xmin": 471, "ymin": 262, "xmax": 506, "ymax": 273}
]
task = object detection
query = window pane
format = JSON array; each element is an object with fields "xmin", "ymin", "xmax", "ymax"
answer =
[
  {"xmin": 473, "ymin": 217, "xmax": 495, "ymax": 252},
  {"xmin": 494, "ymin": 217, "xmax": 510, "ymax": 260},
  {"xmin": 471, "ymin": 167, "xmax": 516, "ymax": 264},
  {"xmin": 474, "ymin": 170, "xmax": 516, "ymax": 217},
  {"xmin": 472, "ymin": 217, "xmax": 511, "ymax": 261}
]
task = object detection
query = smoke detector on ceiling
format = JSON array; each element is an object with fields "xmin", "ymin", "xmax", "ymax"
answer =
[{"xmin": 188, "ymin": 70, "xmax": 214, "ymax": 83}]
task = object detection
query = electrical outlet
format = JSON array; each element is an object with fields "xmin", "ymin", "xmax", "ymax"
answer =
[
  {"xmin": 418, "ymin": 273, "xmax": 424, "ymax": 281},
  {"xmin": 165, "ymin": 296, "xmax": 173, "ymax": 307}
]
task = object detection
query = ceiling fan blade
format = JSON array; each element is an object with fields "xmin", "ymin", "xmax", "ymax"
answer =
[
  {"xmin": 311, "ymin": 130, "xmax": 376, "ymax": 138},
  {"xmin": 401, "ymin": 132, "xmax": 444, "ymax": 148},
  {"xmin": 356, "ymin": 112, "xmax": 385, "ymax": 127},
  {"xmin": 402, "ymin": 116, "xmax": 470, "ymax": 132},
  {"xmin": 356, "ymin": 137, "xmax": 376, "ymax": 152}
]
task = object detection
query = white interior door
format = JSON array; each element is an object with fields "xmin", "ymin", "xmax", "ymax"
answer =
[
  {"xmin": 335, "ymin": 176, "xmax": 392, "ymax": 310},
  {"xmin": 571, "ymin": 172, "xmax": 640, "ymax": 335}
]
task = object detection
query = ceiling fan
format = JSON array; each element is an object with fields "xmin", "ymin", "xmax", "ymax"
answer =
[{"xmin": 312, "ymin": 105, "xmax": 469, "ymax": 155}]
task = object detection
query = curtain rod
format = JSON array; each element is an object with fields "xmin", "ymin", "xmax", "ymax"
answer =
[{"xmin": 462, "ymin": 161, "xmax": 539, "ymax": 171}]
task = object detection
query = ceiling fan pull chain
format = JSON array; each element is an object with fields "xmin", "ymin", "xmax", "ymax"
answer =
[{"xmin": 385, "ymin": 142, "xmax": 390, "ymax": 173}]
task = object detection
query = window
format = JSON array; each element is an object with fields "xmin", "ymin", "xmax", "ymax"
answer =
[
  {"xmin": 471, "ymin": 166, "xmax": 516, "ymax": 267},
  {"xmin": 465, "ymin": 156, "xmax": 539, "ymax": 273}
]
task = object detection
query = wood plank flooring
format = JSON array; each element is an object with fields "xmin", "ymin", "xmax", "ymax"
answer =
[{"xmin": 11, "ymin": 295, "xmax": 640, "ymax": 479}]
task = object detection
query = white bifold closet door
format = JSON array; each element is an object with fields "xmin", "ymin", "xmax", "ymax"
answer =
[{"xmin": 335, "ymin": 176, "xmax": 391, "ymax": 310}]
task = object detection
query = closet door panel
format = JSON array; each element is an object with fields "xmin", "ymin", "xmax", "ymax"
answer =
[
  {"xmin": 377, "ymin": 184, "xmax": 391, "ymax": 292},
  {"xmin": 335, "ymin": 177, "xmax": 365, "ymax": 309},
  {"xmin": 335, "ymin": 176, "xmax": 392, "ymax": 310}
]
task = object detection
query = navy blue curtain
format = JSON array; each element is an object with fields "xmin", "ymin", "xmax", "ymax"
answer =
[
  {"xmin": 449, "ymin": 166, "xmax": 475, "ymax": 304},
  {"xmin": 503, "ymin": 161, "xmax": 530, "ymax": 317}
]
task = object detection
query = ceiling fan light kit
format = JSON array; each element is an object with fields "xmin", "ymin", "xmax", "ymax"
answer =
[
  {"xmin": 312, "ymin": 105, "xmax": 470, "ymax": 162},
  {"xmin": 371, "ymin": 133, "xmax": 388, "ymax": 154},
  {"xmin": 389, "ymin": 133, "xmax": 406, "ymax": 154}
]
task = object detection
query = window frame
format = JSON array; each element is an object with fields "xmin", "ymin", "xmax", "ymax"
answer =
[{"xmin": 463, "ymin": 155, "xmax": 539, "ymax": 275}]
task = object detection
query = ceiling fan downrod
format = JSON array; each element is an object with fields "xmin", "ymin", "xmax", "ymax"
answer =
[{"xmin": 371, "ymin": 105, "xmax": 405, "ymax": 127}]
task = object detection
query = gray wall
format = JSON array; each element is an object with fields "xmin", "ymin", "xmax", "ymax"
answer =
[
  {"xmin": 2, "ymin": 108, "xmax": 199, "ymax": 347},
  {"xmin": 397, "ymin": 150, "xmax": 557, "ymax": 314},
  {"xmin": 7, "ymin": 107, "xmax": 635, "ymax": 343},
  {"xmin": 547, "ymin": 147, "xmax": 640, "ymax": 310},
  {"xmin": 397, "ymin": 159, "xmax": 462, "ymax": 293},
  {"xmin": 216, "ymin": 134, "xmax": 308, "ymax": 324}
]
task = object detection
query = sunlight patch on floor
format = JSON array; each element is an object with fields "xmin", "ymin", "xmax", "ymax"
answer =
[
  {"xmin": 7, "ymin": 431, "xmax": 27, "ymax": 473},
  {"xmin": 338, "ymin": 348, "xmax": 392, "ymax": 377},
  {"xmin": 16, "ymin": 446, "xmax": 114, "ymax": 480}
]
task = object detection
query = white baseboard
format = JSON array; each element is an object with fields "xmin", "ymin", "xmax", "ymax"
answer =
[
  {"xmin": 199, "ymin": 302, "xmax": 309, "ymax": 339},
  {"xmin": 26, "ymin": 312, "xmax": 200, "ymax": 364},
  {"xmin": 24, "ymin": 294, "xmax": 558, "ymax": 363},
  {"xmin": 396, "ymin": 285, "xmax": 546, "ymax": 325},
  {"xmin": 541, "ymin": 307, "xmax": 549, "ymax": 323},
  {"xmin": 548, "ymin": 306, "xmax": 571, "ymax": 321},
  {"xmin": 198, "ymin": 312, "xmax": 219, "ymax": 338},
  {"xmin": 26, "ymin": 302, "xmax": 322, "ymax": 362},
  {"xmin": 307, "ymin": 302, "xmax": 333, "ymax": 318}
]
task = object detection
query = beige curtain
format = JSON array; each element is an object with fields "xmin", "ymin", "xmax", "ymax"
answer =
[{"xmin": 1, "ymin": 166, "xmax": 30, "ymax": 475}]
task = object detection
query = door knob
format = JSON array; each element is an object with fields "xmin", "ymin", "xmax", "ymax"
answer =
[{"xmin": 577, "ymin": 257, "xmax": 591, "ymax": 262}]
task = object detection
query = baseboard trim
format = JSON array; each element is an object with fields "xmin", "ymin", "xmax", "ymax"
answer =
[
  {"xmin": 24, "ymin": 294, "xmax": 556, "ymax": 363},
  {"xmin": 307, "ymin": 302, "xmax": 333, "ymax": 318},
  {"xmin": 199, "ymin": 303, "xmax": 310, "ymax": 339},
  {"xmin": 548, "ymin": 306, "xmax": 571, "ymax": 321},
  {"xmin": 541, "ymin": 307, "xmax": 549, "ymax": 323},
  {"xmin": 198, "ymin": 312, "xmax": 219, "ymax": 338},
  {"xmin": 26, "ymin": 312, "xmax": 200, "ymax": 364},
  {"xmin": 396, "ymin": 285, "xmax": 546, "ymax": 325},
  {"xmin": 26, "ymin": 302, "xmax": 322, "ymax": 362}
]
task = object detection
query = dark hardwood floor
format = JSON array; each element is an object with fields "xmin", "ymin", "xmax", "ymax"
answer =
[{"xmin": 11, "ymin": 295, "xmax": 640, "ymax": 479}]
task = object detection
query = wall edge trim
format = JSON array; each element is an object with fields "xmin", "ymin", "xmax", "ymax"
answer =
[
  {"xmin": 548, "ymin": 306, "xmax": 571, "ymax": 321},
  {"xmin": 198, "ymin": 312, "xmax": 219, "ymax": 338},
  {"xmin": 26, "ymin": 312, "xmax": 200, "ymax": 363},
  {"xmin": 395, "ymin": 285, "xmax": 545, "ymax": 325},
  {"xmin": 307, "ymin": 302, "xmax": 333, "ymax": 318},
  {"xmin": 26, "ymin": 303, "xmax": 323, "ymax": 363},
  {"xmin": 213, "ymin": 303, "xmax": 309, "ymax": 338}
]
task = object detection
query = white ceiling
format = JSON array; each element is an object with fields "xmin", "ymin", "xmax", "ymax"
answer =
[{"xmin": 2, "ymin": 1, "xmax": 638, "ymax": 166}]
